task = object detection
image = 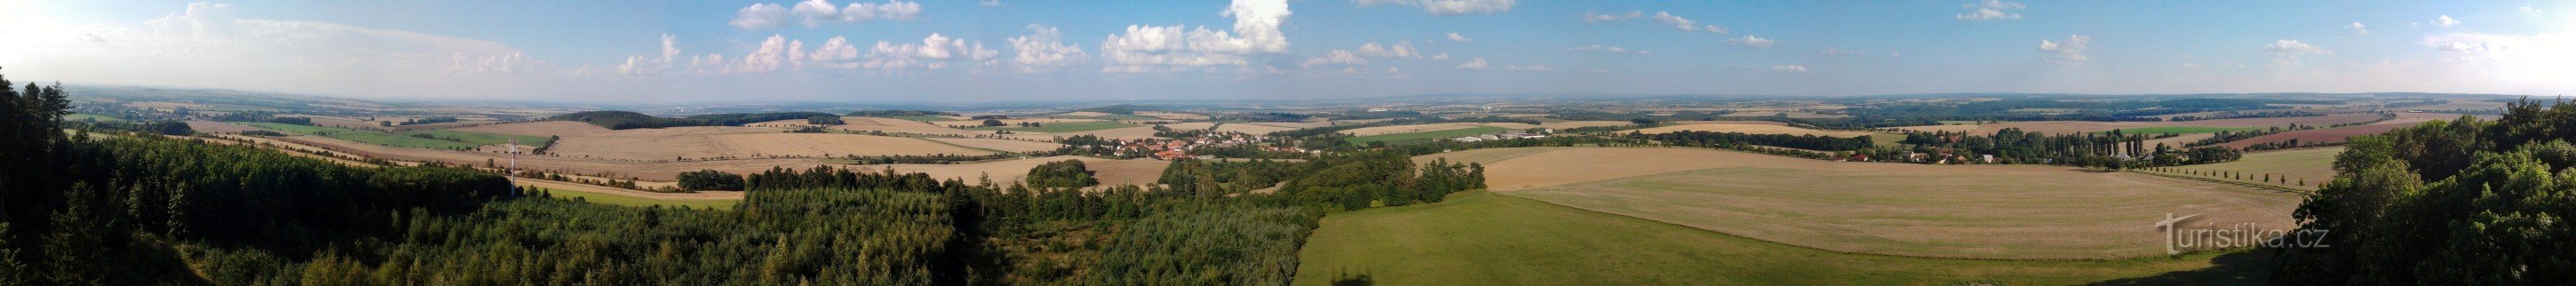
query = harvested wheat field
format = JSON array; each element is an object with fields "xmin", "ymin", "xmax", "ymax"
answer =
[
  {"xmin": 552, "ymin": 131, "xmax": 995, "ymax": 161},
  {"xmin": 931, "ymin": 118, "xmax": 1100, "ymax": 127},
  {"xmin": 848, "ymin": 155, "xmax": 1166, "ymax": 187},
  {"xmin": 447, "ymin": 121, "xmax": 612, "ymax": 138},
  {"xmin": 1536, "ymin": 120, "xmax": 1630, "ymax": 130},
  {"xmin": 183, "ymin": 120, "xmax": 270, "ymax": 133},
  {"xmin": 1341, "ymin": 123, "xmax": 1538, "ymax": 136},
  {"xmin": 1632, "ymin": 123, "xmax": 1874, "ymax": 137},
  {"xmin": 1135, "ymin": 111, "xmax": 1209, "ymax": 120},
  {"xmin": 1157, "ymin": 122, "xmax": 1220, "ymax": 131},
  {"xmin": 1934, "ymin": 113, "xmax": 2385, "ymax": 135},
  {"xmin": 826, "ymin": 116, "xmax": 993, "ymax": 136},
  {"xmin": 1212, "ymin": 123, "xmax": 1300, "ymax": 134},
  {"xmin": 266, "ymin": 135, "xmax": 831, "ymax": 181},
  {"xmin": 923, "ymin": 138, "xmax": 1065, "ymax": 153},
  {"xmin": 1006, "ymin": 125, "xmax": 1162, "ymax": 140},
  {"xmin": 1420, "ymin": 147, "xmax": 2302, "ymax": 259}
]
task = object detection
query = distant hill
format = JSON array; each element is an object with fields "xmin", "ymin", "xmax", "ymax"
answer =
[
  {"xmin": 1074, "ymin": 104, "xmax": 1160, "ymax": 115},
  {"xmin": 551, "ymin": 110, "xmax": 835, "ymax": 130},
  {"xmin": 847, "ymin": 109, "xmax": 958, "ymax": 117}
]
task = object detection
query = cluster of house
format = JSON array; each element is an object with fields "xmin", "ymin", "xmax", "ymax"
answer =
[
  {"xmin": 1448, "ymin": 131, "xmax": 1549, "ymax": 142},
  {"xmin": 1105, "ymin": 131, "xmax": 1304, "ymax": 160}
]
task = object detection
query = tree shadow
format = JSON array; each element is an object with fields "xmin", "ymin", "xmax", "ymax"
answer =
[
  {"xmin": 1331, "ymin": 268, "xmax": 1375, "ymax": 286},
  {"xmin": 2088, "ymin": 250, "xmax": 2270, "ymax": 285}
]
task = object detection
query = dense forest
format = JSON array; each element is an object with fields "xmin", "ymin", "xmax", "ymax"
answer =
[
  {"xmin": 550, "ymin": 110, "xmax": 837, "ymax": 130},
  {"xmin": 0, "ymin": 68, "xmax": 1486, "ymax": 284},
  {"xmin": 2270, "ymin": 99, "xmax": 2576, "ymax": 284}
]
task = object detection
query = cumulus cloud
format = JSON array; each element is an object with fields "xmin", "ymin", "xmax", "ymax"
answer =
[
  {"xmin": 731, "ymin": 0, "xmax": 921, "ymax": 30},
  {"xmin": 14, "ymin": 2, "xmax": 563, "ymax": 99},
  {"xmin": 1099, "ymin": 0, "xmax": 1292, "ymax": 73},
  {"xmin": 1726, "ymin": 36, "xmax": 1776, "ymax": 47},
  {"xmin": 1447, "ymin": 32, "xmax": 1473, "ymax": 43},
  {"xmin": 1356, "ymin": 0, "xmax": 1514, "ymax": 15},
  {"xmin": 1007, "ymin": 24, "xmax": 1086, "ymax": 73},
  {"xmin": 2348, "ymin": 22, "xmax": 2368, "ymax": 34},
  {"xmin": 729, "ymin": 4, "xmax": 789, "ymax": 29},
  {"xmin": 861, "ymin": 33, "xmax": 998, "ymax": 70},
  {"xmin": 1955, "ymin": 0, "xmax": 2024, "ymax": 21},
  {"xmin": 2262, "ymin": 39, "xmax": 2331, "ymax": 68},
  {"xmin": 2430, "ymin": 15, "xmax": 2460, "ymax": 28},
  {"xmin": 1584, "ymin": 11, "xmax": 1642, "ymax": 22},
  {"xmin": 1570, "ymin": 44, "xmax": 1649, "ymax": 55},
  {"xmin": 618, "ymin": 34, "xmax": 684, "ymax": 75},
  {"xmin": 1456, "ymin": 58, "xmax": 1490, "ymax": 69},
  {"xmin": 1429, "ymin": 53, "xmax": 1451, "ymax": 60},
  {"xmin": 1302, "ymin": 42, "xmax": 1418, "ymax": 68},
  {"xmin": 1300, "ymin": 50, "xmax": 1369, "ymax": 68},
  {"xmin": 1771, "ymin": 65, "xmax": 1808, "ymax": 73},
  {"xmin": 1649, "ymin": 12, "xmax": 1728, "ymax": 34},
  {"xmin": 2039, "ymin": 35, "xmax": 2090, "ymax": 64},
  {"xmin": 1819, "ymin": 48, "xmax": 1864, "ymax": 56}
]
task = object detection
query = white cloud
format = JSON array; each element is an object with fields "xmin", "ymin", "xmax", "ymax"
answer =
[
  {"xmin": 1007, "ymin": 24, "xmax": 1086, "ymax": 73},
  {"xmin": 1303, "ymin": 42, "xmax": 1418, "ymax": 68},
  {"xmin": 1726, "ymin": 36, "xmax": 1776, "ymax": 47},
  {"xmin": 1447, "ymin": 32, "xmax": 1473, "ymax": 43},
  {"xmin": 1955, "ymin": 0, "xmax": 2024, "ymax": 21},
  {"xmin": 1429, "ymin": 53, "xmax": 1451, "ymax": 60},
  {"xmin": 729, "ymin": 4, "xmax": 789, "ymax": 29},
  {"xmin": 1649, "ymin": 12, "xmax": 1725, "ymax": 33},
  {"xmin": 1357, "ymin": 0, "xmax": 1515, "ymax": 15},
  {"xmin": 618, "ymin": 34, "xmax": 684, "ymax": 75},
  {"xmin": 1771, "ymin": 65, "xmax": 1808, "ymax": 73},
  {"xmin": 981, "ymin": 0, "xmax": 1003, "ymax": 7},
  {"xmin": 1300, "ymin": 50, "xmax": 1369, "ymax": 68},
  {"xmin": 11, "ymin": 2, "xmax": 567, "ymax": 99},
  {"xmin": 732, "ymin": 0, "xmax": 921, "ymax": 30},
  {"xmin": 2431, "ymin": 15, "xmax": 2461, "ymax": 28},
  {"xmin": 2348, "ymin": 22, "xmax": 2369, "ymax": 34},
  {"xmin": 1100, "ymin": 0, "xmax": 1292, "ymax": 73},
  {"xmin": 1456, "ymin": 58, "xmax": 1490, "ymax": 69},
  {"xmin": 862, "ymin": 33, "xmax": 998, "ymax": 70},
  {"xmin": 2039, "ymin": 35, "xmax": 2090, "ymax": 64},
  {"xmin": 1570, "ymin": 44, "xmax": 1649, "ymax": 54},
  {"xmin": 2522, "ymin": 6, "xmax": 2543, "ymax": 18},
  {"xmin": 1819, "ymin": 48, "xmax": 1864, "ymax": 56},
  {"xmin": 2262, "ymin": 39, "xmax": 2331, "ymax": 68},
  {"xmin": 1583, "ymin": 11, "xmax": 1642, "ymax": 22}
]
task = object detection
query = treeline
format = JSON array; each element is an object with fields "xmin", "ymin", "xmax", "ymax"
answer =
[
  {"xmin": 1629, "ymin": 131, "xmax": 1878, "ymax": 151},
  {"xmin": 2272, "ymin": 99, "xmax": 2576, "ymax": 284},
  {"xmin": 847, "ymin": 109, "xmax": 958, "ymax": 117},
  {"xmin": 550, "ymin": 110, "xmax": 836, "ymax": 130},
  {"xmin": 1894, "ymin": 128, "xmax": 2239, "ymax": 168}
]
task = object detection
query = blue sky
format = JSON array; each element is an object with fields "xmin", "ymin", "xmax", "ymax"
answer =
[{"xmin": 0, "ymin": 0, "xmax": 2569, "ymax": 103}]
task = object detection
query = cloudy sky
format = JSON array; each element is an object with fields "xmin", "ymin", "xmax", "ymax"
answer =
[{"xmin": 0, "ymin": 0, "xmax": 2569, "ymax": 103}]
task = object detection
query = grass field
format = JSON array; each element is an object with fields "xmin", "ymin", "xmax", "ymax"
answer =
[
  {"xmin": 2095, "ymin": 126, "xmax": 2262, "ymax": 135},
  {"xmin": 1418, "ymin": 147, "xmax": 2302, "ymax": 259},
  {"xmin": 67, "ymin": 113, "xmax": 125, "ymax": 122},
  {"xmin": 970, "ymin": 121, "xmax": 1139, "ymax": 133},
  {"xmin": 1345, "ymin": 126, "xmax": 1508, "ymax": 145},
  {"xmin": 235, "ymin": 122, "xmax": 550, "ymax": 149},
  {"xmin": 2149, "ymin": 147, "xmax": 2341, "ymax": 189},
  {"xmin": 1293, "ymin": 191, "xmax": 2267, "ymax": 285},
  {"xmin": 532, "ymin": 187, "xmax": 737, "ymax": 210}
]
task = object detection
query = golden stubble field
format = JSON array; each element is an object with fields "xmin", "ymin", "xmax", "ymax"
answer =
[
  {"xmin": 1896, "ymin": 113, "xmax": 2386, "ymax": 135},
  {"xmin": 1419, "ymin": 147, "xmax": 2302, "ymax": 259},
  {"xmin": 1339, "ymin": 123, "xmax": 1539, "ymax": 136},
  {"xmin": 1631, "ymin": 123, "xmax": 1875, "ymax": 137},
  {"xmin": 549, "ymin": 127, "xmax": 998, "ymax": 161},
  {"xmin": 847, "ymin": 155, "xmax": 1168, "ymax": 187}
]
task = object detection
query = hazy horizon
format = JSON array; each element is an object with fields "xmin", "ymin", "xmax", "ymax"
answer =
[{"xmin": 4, "ymin": 0, "xmax": 2572, "ymax": 103}]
